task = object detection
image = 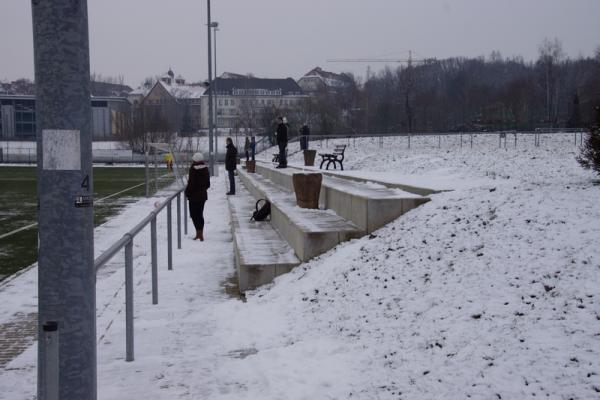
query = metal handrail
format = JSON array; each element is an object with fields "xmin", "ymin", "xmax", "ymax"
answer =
[{"xmin": 94, "ymin": 185, "xmax": 186, "ymax": 362}]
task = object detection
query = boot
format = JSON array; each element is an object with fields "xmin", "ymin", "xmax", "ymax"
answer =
[
  {"xmin": 194, "ymin": 230, "xmax": 201, "ymax": 240},
  {"xmin": 199, "ymin": 230, "xmax": 204, "ymax": 241}
]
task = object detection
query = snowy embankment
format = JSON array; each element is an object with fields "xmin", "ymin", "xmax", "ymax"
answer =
[
  {"xmin": 1, "ymin": 133, "xmax": 599, "ymax": 399},
  {"xmin": 234, "ymin": 133, "xmax": 600, "ymax": 399}
]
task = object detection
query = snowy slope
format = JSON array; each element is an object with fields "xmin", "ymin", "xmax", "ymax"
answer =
[{"xmin": 1, "ymin": 133, "xmax": 599, "ymax": 399}]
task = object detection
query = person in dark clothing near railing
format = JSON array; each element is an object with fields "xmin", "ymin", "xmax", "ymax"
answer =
[
  {"xmin": 276, "ymin": 116, "xmax": 288, "ymax": 168},
  {"xmin": 244, "ymin": 136, "xmax": 251, "ymax": 161},
  {"xmin": 185, "ymin": 152, "xmax": 210, "ymax": 241},
  {"xmin": 225, "ymin": 137, "xmax": 238, "ymax": 195},
  {"xmin": 300, "ymin": 123, "xmax": 310, "ymax": 150}
]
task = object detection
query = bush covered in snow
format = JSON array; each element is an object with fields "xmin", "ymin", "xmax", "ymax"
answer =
[{"xmin": 577, "ymin": 106, "xmax": 600, "ymax": 176}]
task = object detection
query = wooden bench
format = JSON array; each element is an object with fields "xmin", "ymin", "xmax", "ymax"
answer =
[{"xmin": 319, "ymin": 145, "xmax": 346, "ymax": 170}]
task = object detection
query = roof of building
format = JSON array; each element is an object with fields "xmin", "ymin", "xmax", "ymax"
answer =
[
  {"xmin": 300, "ymin": 67, "xmax": 353, "ymax": 89},
  {"xmin": 219, "ymin": 72, "xmax": 248, "ymax": 79},
  {"xmin": 211, "ymin": 77, "xmax": 304, "ymax": 96},
  {"xmin": 159, "ymin": 80, "xmax": 205, "ymax": 99},
  {"xmin": 90, "ymin": 81, "xmax": 133, "ymax": 97}
]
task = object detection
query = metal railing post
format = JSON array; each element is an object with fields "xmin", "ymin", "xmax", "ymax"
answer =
[
  {"xmin": 167, "ymin": 200, "xmax": 173, "ymax": 270},
  {"xmin": 42, "ymin": 321, "xmax": 59, "ymax": 400},
  {"xmin": 151, "ymin": 216, "xmax": 158, "ymax": 305},
  {"xmin": 183, "ymin": 195, "xmax": 188, "ymax": 235},
  {"xmin": 124, "ymin": 237, "xmax": 134, "ymax": 362},
  {"xmin": 176, "ymin": 193, "xmax": 182, "ymax": 250}
]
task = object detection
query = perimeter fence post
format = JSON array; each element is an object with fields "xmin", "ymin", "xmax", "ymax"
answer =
[
  {"xmin": 124, "ymin": 237, "xmax": 134, "ymax": 362},
  {"xmin": 151, "ymin": 216, "xmax": 158, "ymax": 305},
  {"xmin": 470, "ymin": 134, "xmax": 473, "ymax": 148},
  {"xmin": 167, "ymin": 200, "xmax": 173, "ymax": 270},
  {"xmin": 176, "ymin": 193, "xmax": 182, "ymax": 250}
]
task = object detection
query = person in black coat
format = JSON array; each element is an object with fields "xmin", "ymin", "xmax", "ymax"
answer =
[
  {"xmin": 300, "ymin": 123, "xmax": 310, "ymax": 150},
  {"xmin": 185, "ymin": 152, "xmax": 210, "ymax": 241},
  {"xmin": 225, "ymin": 137, "xmax": 238, "ymax": 195},
  {"xmin": 276, "ymin": 116, "xmax": 288, "ymax": 168}
]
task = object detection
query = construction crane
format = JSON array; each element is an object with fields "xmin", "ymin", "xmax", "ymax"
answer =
[
  {"xmin": 327, "ymin": 51, "xmax": 432, "ymax": 133},
  {"xmin": 327, "ymin": 51, "xmax": 433, "ymax": 68}
]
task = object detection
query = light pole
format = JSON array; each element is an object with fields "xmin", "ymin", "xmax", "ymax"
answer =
[
  {"xmin": 210, "ymin": 21, "xmax": 219, "ymax": 162},
  {"xmin": 32, "ymin": 1, "xmax": 96, "ymax": 398},
  {"xmin": 206, "ymin": 0, "xmax": 215, "ymax": 176}
]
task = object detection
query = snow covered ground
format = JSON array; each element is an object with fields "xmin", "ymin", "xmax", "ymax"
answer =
[{"xmin": 1, "ymin": 133, "xmax": 599, "ymax": 399}]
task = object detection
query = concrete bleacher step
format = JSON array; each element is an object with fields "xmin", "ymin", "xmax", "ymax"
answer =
[
  {"xmin": 237, "ymin": 169, "xmax": 363, "ymax": 262},
  {"xmin": 254, "ymin": 162, "xmax": 431, "ymax": 233},
  {"xmin": 227, "ymin": 182, "xmax": 300, "ymax": 292}
]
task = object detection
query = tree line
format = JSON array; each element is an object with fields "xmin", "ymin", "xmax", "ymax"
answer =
[{"xmin": 305, "ymin": 40, "xmax": 600, "ymax": 135}]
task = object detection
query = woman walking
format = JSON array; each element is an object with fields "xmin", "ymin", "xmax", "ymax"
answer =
[
  {"xmin": 185, "ymin": 152, "xmax": 210, "ymax": 241},
  {"xmin": 225, "ymin": 137, "xmax": 237, "ymax": 195}
]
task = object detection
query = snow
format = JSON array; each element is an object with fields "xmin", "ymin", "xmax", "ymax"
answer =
[{"xmin": 2, "ymin": 133, "xmax": 600, "ymax": 399}]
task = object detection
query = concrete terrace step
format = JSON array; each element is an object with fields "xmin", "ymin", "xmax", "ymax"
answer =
[
  {"xmin": 254, "ymin": 162, "xmax": 431, "ymax": 233},
  {"xmin": 237, "ymin": 169, "xmax": 363, "ymax": 262},
  {"xmin": 227, "ymin": 182, "xmax": 300, "ymax": 292}
]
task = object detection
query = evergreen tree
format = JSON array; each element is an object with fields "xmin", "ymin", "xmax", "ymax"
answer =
[{"xmin": 577, "ymin": 106, "xmax": 600, "ymax": 176}]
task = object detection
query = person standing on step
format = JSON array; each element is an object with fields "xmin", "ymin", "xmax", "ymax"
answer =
[
  {"xmin": 225, "ymin": 137, "xmax": 237, "ymax": 195},
  {"xmin": 185, "ymin": 152, "xmax": 210, "ymax": 241},
  {"xmin": 276, "ymin": 116, "xmax": 288, "ymax": 168},
  {"xmin": 300, "ymin": 122, "xmax": 310, "ymax": 150},
  {"xmin": 244, "ymin": 136, "xmax": 251, "ymax": 161}
]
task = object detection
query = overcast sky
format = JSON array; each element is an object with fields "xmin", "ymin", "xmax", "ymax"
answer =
[{"xmin": 1, "ymin": 0, "xmax": 599, "ymax": 88}]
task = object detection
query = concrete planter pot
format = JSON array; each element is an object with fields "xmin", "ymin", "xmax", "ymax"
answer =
[
  {"xmin": 303, "ymin": 150, "xmax": 317, "ymax": 166},
  {"xmin": 246, "ymin": 160, "xmax": 256, "ymax": 173},
  {"xmin": 292, "ymin": 173, "xmax": 322, "ymax": 209}
]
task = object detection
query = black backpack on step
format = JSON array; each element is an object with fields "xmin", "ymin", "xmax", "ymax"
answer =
[{"xmin": 251, "ymin": 199, "xmax": 271, "ymax": 222}]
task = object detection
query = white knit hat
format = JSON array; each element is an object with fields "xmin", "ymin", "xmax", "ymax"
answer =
[{"xmin": 192, "ymin": 152, "xmax": 204, "ymax": 162}]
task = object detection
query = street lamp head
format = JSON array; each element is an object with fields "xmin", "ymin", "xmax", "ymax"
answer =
[{"xmin": 210, "ymin": 21, "xmax": 219, "ymax": 28}]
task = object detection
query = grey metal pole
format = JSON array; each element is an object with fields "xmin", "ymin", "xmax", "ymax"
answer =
[
  {"xmin": 42, "ymin": 322, "xmax": 59, "ymax": 400},
  {"xmin": 183, "ymin": 197, "xmax": 188, "ymax": 235},
  {"xmin": 213, "ymin": 24, "xmax": 219, "ymax": 158},
  {"xmin": 145, "ymin": 149, "xmax": 149, "ymax": 198},
  {"xmin": 207, "ymin": 0, "xmax": 215, "ymax": 176},
  {"xmin": 176, "ymin": 193, "xmax": 182, "ymax": 250},
  {"xmin": 151, "ymin": 216, "xmax": 158, "ymax": 305},
  {"xmin": 32, "ymin": 1, "xmax": 96, "ymax": 398},
  {"xmin": 167, "ymin": 200, "xmax": 173, "ymax": 270},
  {"xmin": 124, "ymin": 238, "xmax": 134, "ymax": 362}
]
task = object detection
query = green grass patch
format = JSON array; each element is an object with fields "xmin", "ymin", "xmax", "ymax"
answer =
[{"xmin": 0, "ymin": 166, "xmax": 175, "ymax": 278}]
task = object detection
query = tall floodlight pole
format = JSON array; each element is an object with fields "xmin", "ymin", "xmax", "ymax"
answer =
[
  {"xmin": 211, "ymin": 22, "xmax": 219, "ymax": 159},
  {"xmin": 32, "ymin": 1, "xmax": 96, "ymax": 399},
  {"xmin": 206, "ymin": 0, "xmax": 215, "ymax": 176}
]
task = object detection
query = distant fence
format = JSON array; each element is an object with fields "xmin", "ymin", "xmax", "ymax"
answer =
[{"xmin": 284, "ymin": 129, "xmax": 588, "ymax": 151}]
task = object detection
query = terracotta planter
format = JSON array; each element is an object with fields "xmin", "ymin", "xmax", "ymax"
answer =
[
  {"xmin": 246, "ymin": 160, "xmax": 256, "ymax": 173},
  {"xmin": 303, "ymin": 150, "xmax": 317, "ymax": 166},
  {"xmin": 292, "ymin": 173, "xmax": 322, "ymax": 209}
]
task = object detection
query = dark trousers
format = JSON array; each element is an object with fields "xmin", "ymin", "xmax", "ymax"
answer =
[
  {"xmin": 300, "ymin": 136, "xmax": 308, "ymax": 150},
  {"xmin": 189, "ymin": 200, "xmax": 206, "ymax": 231},
  {"xmin": 228, "ymin": 170, "xmax": 235, "ymax": 194},
  {"xmin": 245, "ymin": 150, "xmax": 249, "ymax": 161},
  {"xmin": 278, "ymin": 143, "xmax": 287, "ymax": 166}
]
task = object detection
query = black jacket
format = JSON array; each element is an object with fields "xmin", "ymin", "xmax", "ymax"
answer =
[
  {"xmin": 276, "ymin": 123, "xmax": 288, "ymax": 145},
  {"xmin": 225, "ymin": 143, "xmax": 238, "ymax": 171},
  {"xmin": 185, "ymin": 163, "xmax": 210, "ymax": 202},
  {"xmin": 300, "ymin": 125, "xmax": 310, "ymax": 136}
]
